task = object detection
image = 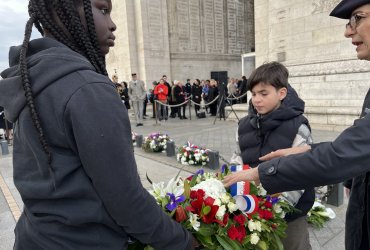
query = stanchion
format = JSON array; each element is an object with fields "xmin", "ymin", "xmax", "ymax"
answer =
[
  {"xmin": 326, "ymin": 183, "xmax": 344, "ymax": 207},
  {"xmin": 207, "ymin": 150, "xmax": 220, "ymax": 170},
  {"xmin": 166, "ymin": 141, "xmax": 175, "ymax": 157},
  {"xmin": 135, "ymin": 135, "xmax": 143, "ymax": 148},
  {"xmin": 0, "ymin": 139, "xmax": 9, "ymax": 155}
]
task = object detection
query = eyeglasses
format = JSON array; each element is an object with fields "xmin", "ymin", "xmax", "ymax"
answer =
[{"xmin": 346, "ymin": 12, "xmax": 370, "ymax": 30}]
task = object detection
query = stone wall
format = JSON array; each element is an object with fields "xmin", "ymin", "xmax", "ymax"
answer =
[
  {"xmin": 254, "ymin": 0, "xmax": 370, "ymax": 131},
  {"xmin": 106, "ymin": 0, "xmax": 254, "ymax": 86}
]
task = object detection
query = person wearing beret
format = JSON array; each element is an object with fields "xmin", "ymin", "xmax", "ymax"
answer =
[{"xmin": 223, "ymin": 0, "xmax": 370, "ymax": 249}]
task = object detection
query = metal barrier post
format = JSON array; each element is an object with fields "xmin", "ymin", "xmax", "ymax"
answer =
[
  {"xmin": 166, "ymin": 141, "xmax": 176, "ymax": 157},
  {"xmin": 135, "ymin": 135, "xmax": 143, "ymax": 148},
  {"xmin": 326, "ymin": 183, "xmax": 344, "ymax": 207},
  {"xmin": 207, "ymin": 151, "xmax": 220, "ymax": 170},
  {"xmin": 0, "ymin": 139, "xmax": 9, "ymax": 155}
]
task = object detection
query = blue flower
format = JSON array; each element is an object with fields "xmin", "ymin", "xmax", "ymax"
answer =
[{"xmin": 166, "ymin": 193, "xmax": 186, "ymax": 211}]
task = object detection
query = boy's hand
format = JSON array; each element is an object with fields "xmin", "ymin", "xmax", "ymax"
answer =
[
  {"xmin": 259, "ymin": 145, "xmax": 311, "ymax": 161},
  {"xmin": 223, "ymin": 168, "xmax": 260, "ymax": 187}
]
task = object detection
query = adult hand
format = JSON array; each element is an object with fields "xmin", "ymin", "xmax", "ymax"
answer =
[
  {"xmin": 259, "ymin": 145, "xmax": 311, "ymax": 161},
  {"xmin": 223, "ymin": 168, "xmax": 260, "ymax": 188}
]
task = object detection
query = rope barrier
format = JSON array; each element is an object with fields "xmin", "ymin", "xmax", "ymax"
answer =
[
  {"xmin": 189, "ymin": 95, "xmax": 219, "ymax": 107},
  {"xmin": 154, "ymin": 99, "xmax": 189, "ymax": 108},
  {"xmin": 225, "ymin": 91, "xmax": 248, "ymax": 101}
]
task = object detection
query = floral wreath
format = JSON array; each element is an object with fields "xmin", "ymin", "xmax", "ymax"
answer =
[
  {"xmin": 142, "ymin": 132, "xmax": 171, "ymax": 153},
  {"xmin": 177, "ymin": 142, "xmax": 209, "ymax": 166}
]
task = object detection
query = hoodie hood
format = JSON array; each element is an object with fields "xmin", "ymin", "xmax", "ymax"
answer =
[
  {"xmin": 0, "ymin": 37, "xmax": 94, "ymax": 123},
  {"xmin": 248, "ymin": 84, "xmax": 306, "ymax": 135}
]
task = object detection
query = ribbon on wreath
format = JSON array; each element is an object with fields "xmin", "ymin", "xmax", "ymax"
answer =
[{"xmin": 229, "ymin": 164, "xmax": 259, "ymax": 214}]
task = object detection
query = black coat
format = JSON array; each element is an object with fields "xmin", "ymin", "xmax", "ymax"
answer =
[
  {"xmin": 191, "ymin": 84, "xmax": 202, "ymax": 103},
  {"xmin": 259, "ymin": 89, "xmax": 370, "ymax": 250},
  {"xmin": 174, "ymin": 85, "xmax": 186, "ymax": 104}
]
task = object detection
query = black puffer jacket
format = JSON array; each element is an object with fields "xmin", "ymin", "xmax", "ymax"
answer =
[{"xmin": 238, "ymin": 85, "xmax": 314, "ymax": 222}]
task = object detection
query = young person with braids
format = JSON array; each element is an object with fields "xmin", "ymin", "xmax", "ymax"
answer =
[{"xmin": 0, "ymin": 0, "xmax": 197, "ymax": 249}]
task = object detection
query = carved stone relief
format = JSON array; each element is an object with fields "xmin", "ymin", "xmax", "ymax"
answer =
[{"xmin": 312, "ymin": 0, "xmax": 341, "ymax": 14}]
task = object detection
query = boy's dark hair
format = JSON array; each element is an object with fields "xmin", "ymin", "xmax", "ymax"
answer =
[
  {"xmin": 19, "ymin": 0, "xmax": 107, "ymax": 168},
  {"xmin": 247, "ymin": 62, "xmax": 289, "ymax": 91}
]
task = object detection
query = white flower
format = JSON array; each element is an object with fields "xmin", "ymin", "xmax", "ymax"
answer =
[
  {"xmin": 213, "ymin": 198, "xmax": 222, "ymax": 206},
  {"xmin": 273, "ymin": 204, "xmax": 282, "ymax": 214},
  {"xmin": 227, "ymin": 202, "xmax": 238, "ymax": 213},
  {"xmin": 250, "ymin": 233, "xmax": 260, "ymax": 245},
  {"xmin": 191, "ymin": 179, "xmax": 226, "ymax": 199},
  {"xmin": 216, "ymin": 205, "xmax": 226, "ymax": 219},
  {"xmin": 257, "ymin": 185, "xmax": 267, "ymax": 196},
  {"xmin": 248, "ymin": 220, "xmax": 262, "ymax": 232},
  {"xmin": 176, "ymin": 154, "xmax": 181, "ymax": 161},
  {"xmin": 189, "ymin": 213, "xmax": 200, "ymax": 231},
  {"xmin": 189, "ymin": 160, "xmax": 194, "ymax": 165},
  {"xmin": 220, "ymin": 193, "xmax": 230, "ymax": 204}
]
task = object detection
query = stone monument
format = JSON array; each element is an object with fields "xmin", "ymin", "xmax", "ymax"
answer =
[{"xmin": 106, "ymin": 0, "xmax": 255, "ymax": 87}]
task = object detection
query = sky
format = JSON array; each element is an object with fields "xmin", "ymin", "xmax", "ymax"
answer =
[{"xmin": 0, "ymin": 1, "xmax": 40, "ymax": 73}]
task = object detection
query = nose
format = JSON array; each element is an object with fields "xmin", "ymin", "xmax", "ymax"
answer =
[
  {"xmin": 344, "ymin": 24, "xmax": 355, "ymax": 38},
  {"xmin": 109, "ymin": 17, "xmax": 117, "ymax": 32}
]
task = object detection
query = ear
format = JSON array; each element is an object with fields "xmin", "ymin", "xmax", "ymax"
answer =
[{"xmin": 278, "ymin": 87, "xmax": 287, "ymax": 101}]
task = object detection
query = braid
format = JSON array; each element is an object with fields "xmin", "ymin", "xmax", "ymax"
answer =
[
  {"xmin": 82, "ymin": 0, "xmax": 107, "ymax": 75},
  {"xmin": 19, "ymin": 14, "xmax": 52, "ymax": 167},
  {"xmin": 20, "ymin": 0, "xmax": 109, "ymax": 176}
]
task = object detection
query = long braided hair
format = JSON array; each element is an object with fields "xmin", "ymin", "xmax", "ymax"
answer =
[{"xmin": 19, "ymin": 0, "xmax": 107, "ymax": 170}]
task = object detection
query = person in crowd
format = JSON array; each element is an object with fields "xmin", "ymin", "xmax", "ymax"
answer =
[
  {"xmin": 0, "ymin": 0, "xmax": 197, "ymax": 249},
  {"xmin": 143, "ymin": 90, "xmax": 148, "ymax": 119},
  {"xmin": 208, "ymin": 79, "xmax": 219, "ymax": 116},
  {"xmin": 230, "ymin": 62, "xmax": 314, "ymax": 250},
  {"xmin": 162, "ymin": 75, "xmax": 172, "ymax": 117},
  {"xmin": 154, "ymin": 79, "xmax": 169, "ymax": 121},
  {"xmin": 0, "ymin": 106, "xmax": 13, "ymax": 142},
  {"xmin": 191, "ymin": 79, "xmax": 202, "ymax": 117},
  {"xmin": 239, "ymin": 76, "xmax": 248, "ymax": 103},
  {"xmin": 121, "ymin": 81, "xmax": 130, "ymax": 110},
  {"xmin": 174, "ymin": 80, "xmax": 187, "ymax": 119},
  {"xmin": 224, "ymin": 1, "xmax": 370, "ymax": 249},
  {"xmin": 217, "ymin": 80, "xmax": 228, "ymax": 120},
  {"xmin": 184, "ymin": 79, "xmax": 192, "ymax": 99},
  {"xmin": 202, "ymin": 80, "xmax": 210, "ymax": 113},
  {"xmin": 169, "ymin": 81, "xmax": 177, "ymax": 118},
  {"xmin": 128, "ymin": 73, "xmax": 146, "ymax": 127},
  {"xmin": 227, "ymin": 77, "xmax": 237, "ymax": 105},
  {"xmin": 150, "ymin": 81, "xmax": 158, "ymax": 118}
]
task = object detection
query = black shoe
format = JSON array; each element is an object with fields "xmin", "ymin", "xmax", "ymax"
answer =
[
  {"xmin": 143, "ymin": 117, "xmax": 146, "ymax": 119},
  {"xmin": 136, "ymin": 123, "xmax": 143, "ymax": 127},
  {"xmin": 179, "ymin": 117, "xmax": 183, "ymax": 120},
  {"xmin": 183, "ymin": 116, "xmax": 188, "ymax": 119}
]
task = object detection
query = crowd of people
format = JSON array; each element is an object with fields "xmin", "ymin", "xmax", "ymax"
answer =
[{"xmin": 112, "ymin": 74, "xmax": 249, "ymax": 125}]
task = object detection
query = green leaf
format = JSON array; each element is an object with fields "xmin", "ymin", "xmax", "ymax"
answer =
[
  {"xmin": 215, "ymin": 235, "xmax": 234, "ymax": 250},
  {"xmin": 144, "ymin": 246, "xmax": 155, "ymax": 250},
  {"xmin": 184, "ymin": 180, "xmax": 191, "ymax": 199},
  {"xmin": 202, "ymin": 206, "xmax": 211, "ymax": 215},
  {"xmin": 190, "ymin": 173, "xmax": 198, "ymax": 187},
  {"xmin": 127, "ymin": 241, "xmax": 147, "ymax": 250},
  {"xmin": 198, "ymin": 224, "xmax": 216, "ymax": 236},
  {"xmin": 223, "ymin": 236, "xmax": 243, "ymax": 250},
  {"xmin": 146, "ymin": 172, "xmax": 153, "ymax": 185},
  {"xmin": 257, "ymin": 240, "xmax": 268, "ymax": 250},
  {"xmin": 273, "ymin": 233, "xmax": 284, "ymax": 250}
]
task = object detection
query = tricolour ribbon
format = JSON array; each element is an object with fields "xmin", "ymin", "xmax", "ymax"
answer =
[{"xmin": 229, "ymin": 164, "xmax": 259, "ymax": 214}]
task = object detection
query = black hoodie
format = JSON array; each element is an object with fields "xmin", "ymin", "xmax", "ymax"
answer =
[{"xmin": 0, "ymin": 37, "xmax": 191, "ymax": 250}]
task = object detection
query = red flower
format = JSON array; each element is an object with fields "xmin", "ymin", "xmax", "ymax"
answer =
[
  {"xmin": 258, "ymin": 209, "xmax": 274, "ymax": 220},
  {"xmin": 227, "ymin": 225, "xmax": 239, "ymax": 241},
  {"xmin": 222, "ymin": 213, "xmax": 229, "ymax": 226},
  {"xmin": 236, "ymin": 225, "xmax": 246, "ymax": 242},
  {"xmin": 233, "ymin": 214, "xmax": 246, "ymax": 226},
  {"xmin": 263, "ymin": 200, "xmax": 273, "ymax": 209},
  {"xmin": 190, "ymin": 189, "xmax": 205, "ymax": 200},
  {"xmin": 201, "ymin": 197, "xmax": 219, "ymax": 224},
  {"xmin": 227, "ymin": 225, "xmax": 247, "ymax": 243},
  {"xmin": 175, "ymin": 206, "xmax": 187, "ymax": 222}
]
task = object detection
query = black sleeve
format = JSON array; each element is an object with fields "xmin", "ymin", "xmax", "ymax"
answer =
[
  {"xmin": 64, "ymin": 82, "xmax": 191, "ymax": 250},
  {"xmin": 258, "ymin": 113, "xmax": 370, "ymax": 193}
]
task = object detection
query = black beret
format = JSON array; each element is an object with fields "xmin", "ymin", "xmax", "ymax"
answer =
[{"xmin": 330, "ymin": 0, "xmax": 370, "ymax": 19}]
